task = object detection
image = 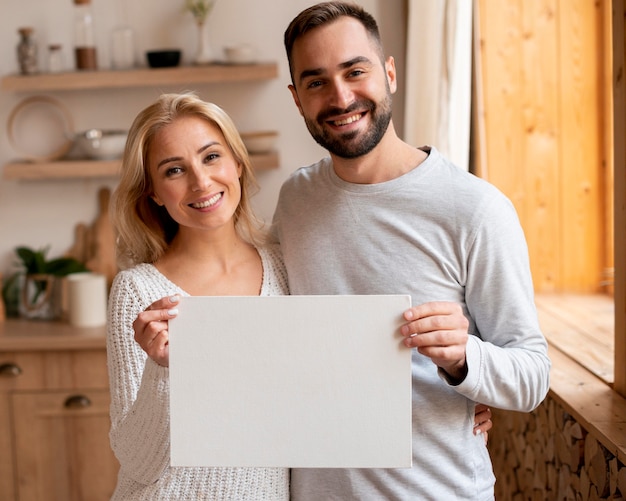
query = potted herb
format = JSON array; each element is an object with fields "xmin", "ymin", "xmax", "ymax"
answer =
[
  {"xmin": 2, "ymin": 246, "xmax": 88, "ymax": 320},
  {"xmin": 184, "ymin": 0, "xmax": 218, "ymax": 65},
  {"xmin": 184, "ymin": 0, "xmax": 217, "ymax": 23}
]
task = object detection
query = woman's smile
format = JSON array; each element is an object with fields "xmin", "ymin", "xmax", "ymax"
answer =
[{"xmin": 189, "ymin": 192, "xmax": 223, "ymax": 210}]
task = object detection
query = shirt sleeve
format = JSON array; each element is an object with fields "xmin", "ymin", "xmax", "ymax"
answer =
[{"xmin": 443, "ymin": 192, "xmax": 551, "ymax": 411}]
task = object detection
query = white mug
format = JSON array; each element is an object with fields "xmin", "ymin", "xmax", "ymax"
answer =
[{"xmin": 66, "ymin": 272, "xmax": 107, "ymax": 327}]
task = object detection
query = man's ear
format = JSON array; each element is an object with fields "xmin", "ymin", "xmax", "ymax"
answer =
[
  {"xmin": 385, "ymin": 56, "xmax": 397, "ymax": 94},
  {"xmin": 288, "ymin": 84, "xmax": 305, "ymax": 117}
]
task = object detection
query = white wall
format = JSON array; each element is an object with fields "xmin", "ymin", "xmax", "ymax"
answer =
[{"xmin": 0, "ymin": 0, "xmax": 403, "ymax": 275}]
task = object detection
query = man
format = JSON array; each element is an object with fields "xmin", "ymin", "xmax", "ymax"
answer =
[{"xmin": 271, "ymin": 2, "xmax": 551, "ymax": 499}]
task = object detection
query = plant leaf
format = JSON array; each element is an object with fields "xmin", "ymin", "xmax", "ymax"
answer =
[
  {"xmin": 14, "ymin": 246, "xmax": 86, "ymax": 276},
  {"xmin": 15, "ymin": 246, "xmax": 49, "ymax": 274},
  {"xmin": 34, "ymin": 252, "xmax": 47, "ymax": 274},
  {"xmin": 45, "ymin": 257, "xmax": 89, "ymax": 276}
]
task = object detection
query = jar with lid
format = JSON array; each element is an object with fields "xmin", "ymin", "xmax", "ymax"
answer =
[
  {"xmin": 47, "ymin": 44, "xmax": 64, "ymax": 73},
  {"xmin": 73, "ymin": 0, "xmax": 98, "ymax": 70},
  {"xmin": 17, "ymin": 27, "xmax": 38, "ymax": 75}
]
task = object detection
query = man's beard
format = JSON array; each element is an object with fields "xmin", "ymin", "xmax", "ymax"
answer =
[{"xmin": 304, "ymin": 93, "xmax": 393, "ymax": 159}]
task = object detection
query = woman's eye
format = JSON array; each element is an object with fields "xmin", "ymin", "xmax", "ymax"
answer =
[
  {"xmin": 165, "ymin": 166, "xmax": 183, "ymax": 177},
  {"xmin": 204, "ymin": 152, "xmax": 219, "ymax": 163}
]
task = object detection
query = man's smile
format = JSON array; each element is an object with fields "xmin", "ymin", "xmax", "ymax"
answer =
[{"xmin": 330, "ymin": 113, "xmax": 364, "ymax": 126}]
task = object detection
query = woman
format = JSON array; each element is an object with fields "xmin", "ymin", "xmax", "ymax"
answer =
[{"xmin": 106, "ymin": 92, "xmax": 289, "ymax": 500}]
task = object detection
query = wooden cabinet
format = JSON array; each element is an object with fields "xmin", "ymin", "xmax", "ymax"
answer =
[
  {"xmin": 2, "ymin": 64, "xmax": 280, "ymax": 181},
  {"xmin": 0, "ymin": 321, "xmax": 115, "ymax": 501}
]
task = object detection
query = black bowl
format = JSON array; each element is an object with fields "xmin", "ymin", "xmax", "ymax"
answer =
[{"xmin": 146, "ymin": 50, "xmax": 181, "ymax": 68}]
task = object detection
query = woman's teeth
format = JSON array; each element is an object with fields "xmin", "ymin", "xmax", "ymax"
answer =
[{"xmin": 191, "ymin": 193, "xmax": 222, "ymax": 208}]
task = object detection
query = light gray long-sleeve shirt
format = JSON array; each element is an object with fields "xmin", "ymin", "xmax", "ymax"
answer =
[{"xmin": 271, "ymin": 147, "xmax": 550, "ymax": 501}]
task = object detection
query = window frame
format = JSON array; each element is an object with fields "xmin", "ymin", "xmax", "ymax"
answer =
[{"xmin": 612, "ymin": 0, "xmax": 625, "ymax": 397}]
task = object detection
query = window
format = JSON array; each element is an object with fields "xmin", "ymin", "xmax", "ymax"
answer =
[{"xmin": 476, "ymin": 0, "xmax": 624, "ymax": 397}]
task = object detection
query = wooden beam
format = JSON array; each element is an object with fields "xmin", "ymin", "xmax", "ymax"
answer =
[
  {"xmin": 603, "ymin": 0, "xmax": 615, "ymax": 296},
  {"xmin": 612, "ymin": 0, "xmax": 626, "ymax": 397}
]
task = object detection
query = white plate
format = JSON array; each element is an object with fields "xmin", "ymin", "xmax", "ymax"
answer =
[{"xmin": 7, "ymin": 96, "xmax": 74, "ymax": 162}]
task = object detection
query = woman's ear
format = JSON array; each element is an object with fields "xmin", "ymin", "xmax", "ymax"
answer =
[{"xmin": 151, "ymin": 193, "xmax": 164, "ymax": 206}]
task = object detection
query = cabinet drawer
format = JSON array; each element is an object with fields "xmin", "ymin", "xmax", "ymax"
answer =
[
  {"xmin": 12, "ymin": 388, "xmax": 118, "ymax": 501},
  {"xmin": 0, "ymin": 350, "xmax": 109, "ymax": 391}
]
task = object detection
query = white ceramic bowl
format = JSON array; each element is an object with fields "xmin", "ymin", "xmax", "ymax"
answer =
[
  {"xmin": 76, "ymin": 129, "xmax": 127, "ymax": 160},
  {"xmin": 241, "ymin": 131, "xmax": 277, "ymax": 154},
  {"xmin": 223, "ymin": 44, "xmax": 256, "ymax": 64}
]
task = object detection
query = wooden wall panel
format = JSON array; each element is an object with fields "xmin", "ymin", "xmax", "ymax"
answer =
[
  {"xmin": 477, "ymin": 0, "xmax": 608, "ymax": 293},
  {"xmin": 477, "ymin": 1, "xmax": 525, "ymax": 201},
  {"xmin": 520, "ymin": 0, "xmax": 561, "ymax": 292},
  {"xmin": 557, "ymin": 1, "xmax": 605, "ymax": 291}
]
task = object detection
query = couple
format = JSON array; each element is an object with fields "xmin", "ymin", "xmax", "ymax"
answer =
[{"xmin": 106, "ymin": 2, "xmax": 551, "ymax": 500}]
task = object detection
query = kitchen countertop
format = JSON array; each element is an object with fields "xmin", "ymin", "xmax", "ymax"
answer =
[{"xmin": 0, "ymin": 318, "xmax": 106, "ymax": 351}]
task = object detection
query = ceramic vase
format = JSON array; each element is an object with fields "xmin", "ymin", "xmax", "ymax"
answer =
[
  {"xmin": 17, "ymin": 27, "xmax": 38, "ymax": 75},
  {"xmin": 195, "ymin": 20, "xmax": 212, "ymax": 65}
]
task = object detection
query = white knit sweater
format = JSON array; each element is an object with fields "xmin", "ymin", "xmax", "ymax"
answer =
[{"xmin": 106, "ymin": 244, "xmax": 290, "ymax": 500}]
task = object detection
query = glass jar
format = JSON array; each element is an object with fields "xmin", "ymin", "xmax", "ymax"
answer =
[
  {"xmin": 17, "ymin": 27, "xmax": 38, "ymax": 75},
  {"xmin": 74, "ymin": 0, "xmax": 97, "ymax": 70},
  {"xmin": 47, "ymin": 44, "xmax": 64, "ymax": 73},
  {"xmin": 111, "ymin": 26, "xmax": 135, "ymax": 70}
]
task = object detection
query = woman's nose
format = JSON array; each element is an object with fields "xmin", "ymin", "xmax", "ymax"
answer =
[{"xmin": 190, "ymin": 165, "xmax": 211, "ymax": 191}]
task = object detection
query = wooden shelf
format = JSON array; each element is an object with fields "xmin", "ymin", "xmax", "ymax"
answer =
[
  {"xmin": 1, "ymin": 63, "xmax": 278, "ymax": 92},
  {"xmin": 3, "ymin": 152, "xmax": 279, "ymax": 180}
]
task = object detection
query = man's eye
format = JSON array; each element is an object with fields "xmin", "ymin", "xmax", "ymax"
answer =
[
  {"xmin": 349, "ymin": 69, "xmax": 364, "ymax": 77},
  {"xmin": 307, "ymin": 80, "xmax": 323, "ymax": 89}
]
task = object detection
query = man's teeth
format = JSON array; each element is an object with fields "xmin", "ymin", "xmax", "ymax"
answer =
[
  {"xmin": 191, "ymin": 193, "xmax": 222, "ymax": 208},
  {"xmin": 334, "ymin": 114, "xmax": 362, "ymax": 126}
]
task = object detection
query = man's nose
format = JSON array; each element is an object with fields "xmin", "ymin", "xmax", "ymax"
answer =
[{"xmin": 329, "ymin": 79, "xmax": 354, "ymax": 110}]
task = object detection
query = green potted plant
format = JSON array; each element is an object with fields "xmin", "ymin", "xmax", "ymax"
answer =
[{"xmin": 2, "ymin": 246, "xmax": 88, "ymax": 320}]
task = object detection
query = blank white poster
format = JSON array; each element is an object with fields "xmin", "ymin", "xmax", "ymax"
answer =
[{"xmin": 169, "ymin": 294, "xmax": 412, "ymax": 468}]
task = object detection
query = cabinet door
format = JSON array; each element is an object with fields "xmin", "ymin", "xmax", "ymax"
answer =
[{"xmin": 12, "ymin": 389, "xmax": 118, "ymax": 501}]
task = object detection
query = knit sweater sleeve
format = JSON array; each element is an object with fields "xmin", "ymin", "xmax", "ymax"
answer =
[
  {"xmin": 106, "ymin": 268, "xmax": 174, "ymax": 485},
  {"xmin": 258, "ymin": 244, "xmax": 290, "ymax": 296}
]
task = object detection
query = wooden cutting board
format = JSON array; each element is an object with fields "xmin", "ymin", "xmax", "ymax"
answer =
[
  {"xmin": 85, "ymin": 187, "xmax": 117, "ymax": 289},
  {"xmin": 65, "ymin": 222, "xmax": 88, "ymax": 264}
]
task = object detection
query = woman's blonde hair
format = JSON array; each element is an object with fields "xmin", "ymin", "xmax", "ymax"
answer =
[{"xmin": 111, "ymin": 92, "xmax": 264, "ymax": 268}]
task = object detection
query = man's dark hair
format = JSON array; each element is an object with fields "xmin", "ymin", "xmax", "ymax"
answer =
[{"xmin": 284, "ymin": 1, "xmax": 384, "ymax": 83}]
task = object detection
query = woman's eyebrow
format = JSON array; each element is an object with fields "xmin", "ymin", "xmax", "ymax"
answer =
[
  {"xmin": 197, "ymin": 141, "xmax": 219, "ymax": 154},
  {"xmin": 156, "ymin": 141, "xmax": 220, "ymax": 169},
  {"xmin": 157, "ymin": 156, "xmax": 182, "ymax": 169}
]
